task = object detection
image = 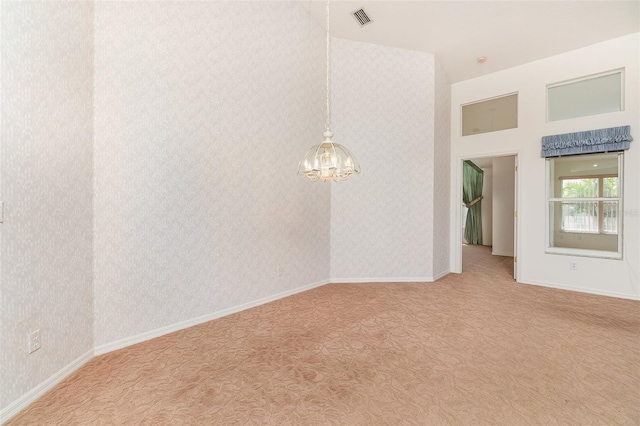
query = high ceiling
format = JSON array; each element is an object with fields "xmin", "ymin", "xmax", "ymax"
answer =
[{"xmin": 309, "ymin": 1, "xmax": 640, "ymax": 83}]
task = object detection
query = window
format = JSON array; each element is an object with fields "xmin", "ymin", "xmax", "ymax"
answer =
[
  {"xmin": 547, "ymin": 69, "xmax": 623, "ymax": 122},
  {"xmin": 461, "ymin": 93, "xmax": 517, "ymax": 136},
  {"xmin": 559, "ymin": 176, "xmax": 618, "ymax": 234},
  {"xmin": 546, "ymin": 152, "xmax": 623, "ymax": 258}
]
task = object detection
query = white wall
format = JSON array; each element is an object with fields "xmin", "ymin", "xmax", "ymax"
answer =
[
  {"xmin": 330, "ymin": 39, "xmax": 438, "ymax": 282},
  {"xmin": 481, "ymin": 168, "xmax": 493, "ymax": 246},
  {"xmin": 451, "ymin": 33, "xmax": 640, "ymax": 300},
  {"xmin": 432, "ymin": 59, "xmax": 451, "ymax": 278},
  {"xmin": 492, "ymin": 156, "xmax": 515, "ymax": 256},
  {"xmin": 1, "ymin": 1, "xmax": 94, "ymax": 414},
  {"xmin": 92, "ymin": 2, "xmax": 329, "ymax": 348}
]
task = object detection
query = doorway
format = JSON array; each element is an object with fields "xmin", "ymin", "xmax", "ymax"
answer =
[{"xmin": 459, "ymin": 154, "xmax": 518, "ymax": 279}]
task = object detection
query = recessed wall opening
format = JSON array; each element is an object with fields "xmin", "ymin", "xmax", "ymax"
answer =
[
  {"xmin": 461, "ymin": 93, "xmax": 518, "ymax": 136},
  {"xmin": 547, "ymin": 69, "xmax": 624, "ymax": 122}
]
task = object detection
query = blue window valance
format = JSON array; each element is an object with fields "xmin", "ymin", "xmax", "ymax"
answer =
[{"xmin": 541, "ymin": 125, "xmax": 633, "ymax": 158}]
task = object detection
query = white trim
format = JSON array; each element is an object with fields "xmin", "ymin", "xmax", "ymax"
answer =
[
  {"xmin": 432, "ymin": 269, "xmax": 450, "ymax": 281},
  {"xmin": 331, "ymin": 276, "xmax": 440, "ymax": 284},
  {"xmin": 545, "ymin": 246, "xmax": 623, "ymax": 260},
  {"xmin": 519, "ymin": 279, "xmax": 640, "ymax": 301},
  {"xmin": 460, "ymin": 90, "xmax": 519, "ymax": 108},
  {"xmin": 451, "ymin": 157, "xmax": 464, "ymax": 274},
  {"xmin": 94, "ymin": 279, "xmax": 330, "ymax": 356},
  {"xmin": 0, "ymin": 349, "xmax": 94, "ymax": 424},
  {"xmin": 492, "ymin": 250, "xmax": 514, "ymax": 257}
]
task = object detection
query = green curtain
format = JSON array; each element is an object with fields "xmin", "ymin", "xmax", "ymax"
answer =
[{"xmin": 463, "ymin": 160, "xmax": 484, "ymax": 245}]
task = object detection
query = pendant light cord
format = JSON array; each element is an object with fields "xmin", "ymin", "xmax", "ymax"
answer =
[{"xmin": 326, "ymin": 0, "xmax": 331, "ymax": 132}]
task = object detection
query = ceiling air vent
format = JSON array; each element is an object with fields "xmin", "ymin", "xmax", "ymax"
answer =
[{"xmin": 352, "ymin": 8, "xmax": 372, "ymax": 27}]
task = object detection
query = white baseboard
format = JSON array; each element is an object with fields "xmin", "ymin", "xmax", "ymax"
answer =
[
  {"xmin": 0, "ymin": 349, "xmax": 94, "ymax": 424},
  {"xmin": 432, "ymin": 269, "xmax": 451, "ymax": 281},
  {"xmin": 492, "ymin": 250, "xmax": 514, "ymax": 257},
  {"xmin": 519, "ymin": 279, "xmax": 640, "ymax": 301},
  {"xmin": 94, "ymin": 279, "xmax": 330, "ymax": 356},
  {"xmin": 330, "ymin": 276, "xmax": 443, "ymax": 284}
]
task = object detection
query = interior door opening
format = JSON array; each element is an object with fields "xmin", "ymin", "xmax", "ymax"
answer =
[{"xmin": 461, "ymin": 155, "xmax": 518, "ymax": 279}]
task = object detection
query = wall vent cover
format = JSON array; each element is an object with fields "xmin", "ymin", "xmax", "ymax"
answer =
[{"xmin": 352, "ymin": 8, "xmax": 372, "ymax": 27}]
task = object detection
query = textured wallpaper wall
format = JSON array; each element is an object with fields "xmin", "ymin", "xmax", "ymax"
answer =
[
  {"xmin": 93, "ymin": 1, "xmax": 330, "ymax": 347},
  {"xmin": 1, "ymin": 1, "xmax": 451, "ymax": 415},
  {"xmin": 330, "ymin": 39, "xmax": 436, "ymax": 281},
  {"xmin": 1, "ymin": 1, "xmax": 94, "ymax": 411},
  {"xmin": 432, "ymin": 59, "xmax": 451, "ymax": 277}
]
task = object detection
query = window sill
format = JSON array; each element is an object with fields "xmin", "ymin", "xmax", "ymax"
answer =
[
  {"xmin": 546, "ymin": 246, "xmax": 622, "ymax": 260},
  {"xmin": 559, "ymin": 230, "xmax": 618, "ymax": 236}
]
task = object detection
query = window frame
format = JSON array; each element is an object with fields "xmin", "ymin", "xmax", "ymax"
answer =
[
  {"xmin": 546, "ymin": 68, "xmax": 624, "ymax": 123},
  {"xmin": 545, "ymin": 152, "xmax": 623, "ymax": 259},
  {"xmin": 557, "ymin": 175, "xmax": 618, "ymax": 235},
  {"xmin": 460, "ymin": 92, "xmax": 518, "ymax": 136}
]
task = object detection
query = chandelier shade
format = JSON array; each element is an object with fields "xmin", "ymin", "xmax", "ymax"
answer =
[{"xmin": 297, "ymin": 131, "xmax": 361, "ymax": 182}]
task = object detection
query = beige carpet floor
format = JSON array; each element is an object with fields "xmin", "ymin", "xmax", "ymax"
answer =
[{"xmin": 7, "ymin": 245, "xmax": 640, "ymax": 425}]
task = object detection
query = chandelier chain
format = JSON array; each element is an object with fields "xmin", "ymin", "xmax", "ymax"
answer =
[{"xmin": 326, "ymin": 0, "xmax": 331, "ymax": 132}]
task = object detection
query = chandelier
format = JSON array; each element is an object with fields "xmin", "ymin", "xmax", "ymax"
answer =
[{"xmin": 297, "ymin": 0, "xmax": 361, "ymax": 182}]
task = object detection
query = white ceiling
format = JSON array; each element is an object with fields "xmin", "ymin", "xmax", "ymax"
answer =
[
  {"xmin": 466, "ymin": 157, "xmax": 494, "ymax": 169},
  {"xmin": 309, "ymin": 1, "xmax": 640, "ymax": 83}
]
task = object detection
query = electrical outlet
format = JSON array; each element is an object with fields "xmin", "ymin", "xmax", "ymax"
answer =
[
  {"xmin": 28, "ymin": 329, "xmax": 41, "ymax": 353},
  {"xmin": 569, "ymin": 262, "xmax": 577, "ymax": 271}
]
